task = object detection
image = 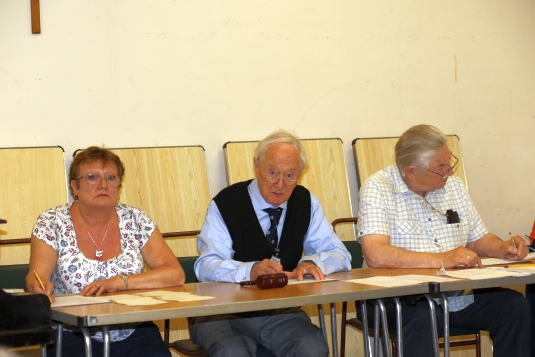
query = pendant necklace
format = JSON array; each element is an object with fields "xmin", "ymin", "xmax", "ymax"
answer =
[{"xmin": 80, "ymin": 214, "xmax": 111, "ymax": 258}]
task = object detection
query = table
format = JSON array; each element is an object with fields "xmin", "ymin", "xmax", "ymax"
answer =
[
  {"xmin": 51, "ymin": 276, "xmax": 430, "ymax": 357},
  {"xmin": 52, "ymin": 267, "xmax": 533, "ymax": 357},
  {"xmin": 344, "ymin": 267, "xmax": 535, "ymax": 357},
  {"xmin": 428, "ymin": 267, "xmax": 535, "ymax": 357}
]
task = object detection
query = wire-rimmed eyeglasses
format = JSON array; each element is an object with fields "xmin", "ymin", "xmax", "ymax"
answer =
[
  {"xmin": 426, "ymin": 154, "xmax": 459, "ymax": 179},
  {"xmin": 263, "ymin": 170, "xmax": 299, "ymax": 186},
  {"xmin": 78, "ymin": 174, "xmax": 121, "ymax": 187}
]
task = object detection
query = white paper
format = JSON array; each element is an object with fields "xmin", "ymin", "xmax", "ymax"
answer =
[
  {"xmin": 2, "ymin": 288, "xmax": 24, "ymax": 293},
  {"xmin": 345, "ymin": 276, "xmax": 426, "ymax": 287},
  {"xmin": 481, "ymin": 252, "xmax": 535, "ymax": 266},
  {"xmin": 444, "ymin": 268, "xmax": 529, "ymax": 280},
  {"xmin": 106, "ymin": 294, "xmax": 168, "ymax": 306},
  {"xmin": 134, "ymin": 290, "xmax": 215, "ymax": 302},
  {"xmin": 52, "ymin": 295, "xmax": 111, "ymax": 308},
  {"xmin": 287, "ymin": 278, "xmax": 336, "ymax": 285}
]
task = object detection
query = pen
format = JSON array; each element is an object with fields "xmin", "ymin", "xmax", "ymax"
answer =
[
  {"xmin": 33, "ymin": 270, "xmax": 45, "ymax": 290},
  {"xmin": 509, "ymin": 232, "xmax": 517, "ymax": 249}
]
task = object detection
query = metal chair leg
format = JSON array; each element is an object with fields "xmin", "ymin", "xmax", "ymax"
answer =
[
  {"xmin": 376, "ymin": 299, "xmax": 392, "ymax": 357},
  {"xmin": 360, "ymin": 300, "xmax": 371, "ymax": 357},
  {"xmin": 330, "ymin": 303, "xmax": 338, "ymax": 357},
  {"xmin": 393, "ymin": 297, "xmax": 403, "ymax": 357},
  {"xmin": 56, "ymin": 324, "xmax": 63, "ymax": 357},
  {"xmin": 424, "ymin": 294, "xmax": 440, "ymax": 357},
  {"xmin": 317, "ymin": 304, "xmax": 327, "ymax": 340},
  {"xmin": 440, "ymin": 292, "xmax": 450, "ymax": 357},
  {"xmin": 81, "ymin": 327, "xmax": 92, "ymax": 357}
]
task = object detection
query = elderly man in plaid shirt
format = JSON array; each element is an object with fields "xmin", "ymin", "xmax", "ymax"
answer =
[{"xmin": 357, "ymin": 124, "xmax": 530, "ymax": 357}]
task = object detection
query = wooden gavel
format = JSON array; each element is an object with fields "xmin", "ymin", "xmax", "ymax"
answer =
[{"xmin": 239, "ymin": 273, "xmax": 288, "ymax": 289}]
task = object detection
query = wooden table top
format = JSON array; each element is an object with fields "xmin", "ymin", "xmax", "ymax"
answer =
[
  {"xmin": 52, "ymin": 266, "xmax": 535, "ymax": 327},
  {"xmin": 51, "ymin": 271, "xmax": 429, "ymax": 327}
]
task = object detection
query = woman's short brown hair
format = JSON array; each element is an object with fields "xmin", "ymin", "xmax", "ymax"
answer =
[{"xmin": 69, "ymin": 146, "xmax": 125, "ymax": 199}]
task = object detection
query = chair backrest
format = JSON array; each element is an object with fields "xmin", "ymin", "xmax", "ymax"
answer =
[
  {"xmin": 177, "ymin": 256, "xmax": 198, "ymax": 284},
  {"xmin": 0, "ymin": 147, "xmax": 68, "ymax": 265},
  {"xmin": 341, "ymin": 241, "xmax": 363, "ymax": 269},
  {"xmin": 75, "ymin": 146, "xmax": 211, "ymax": 257},
  {"xmin": 352, "ymin": 135, "xmax": 467, "ymax": 188},
  {"xmin": 223, "ymin": 138, "xmax": 355, "ymax": 241},
  {"xmin": 0, "ymin": 264, "xmax": 29, "ymax": 290}
]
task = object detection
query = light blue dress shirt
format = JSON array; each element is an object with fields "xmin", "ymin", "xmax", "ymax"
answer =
[{"xmin": 195, "ymin": 178, "xmax": 352, "ymax": 283}]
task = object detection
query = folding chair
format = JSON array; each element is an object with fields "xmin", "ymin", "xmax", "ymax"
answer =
[
  {"xmin": 352, "ymin": 135, "xmax": 467, "ymax": 188},
  {"xmin": 223, "ymin": 138, "xmax": 357, "ymax": 357},
  {"xmin": 340, "ymin": 135, "xmax": 480, "ymax": 357},
  {"xmin": 0, "ymin": 146, "xmax": 67, "ymax": 356},
  {"xmin": 0, "ymin": 146, "xmax": 68, "ymax": 265}
]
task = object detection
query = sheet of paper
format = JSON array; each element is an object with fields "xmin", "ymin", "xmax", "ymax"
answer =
[
  {"xmin": 2, "ymin": 288, "xmax": 25, "ymax": 293},
  {"xmin": 481, "ymin": 252, "xmax": 535, "ymax": 266},
  {"xmin": 487, "ymin": 267, "xmax": 535, "ymax": 274},
  {"xmin": 345, "ymin": 276, "xmax": 426, "ymax": 287},
  {"xmin": 287, "ymin": 278, "xmax": 336, "ymax": 285},
  {"xmin": 106, "ymin": 294, "xmax": 168, "ymax": 306},
  {"xmin": 345, "ymin": 274, "xmax": 456, "ymax": 287},
  {"xmin": 134, "ymin": 290, "xmax": 215, "ymax": 302},
  {"xmin": 52, "ymin": 295, "xmax": 111, "ymax": 308},
  {"xmin": 395, "ymin": 274, "xmax": 457, "ymax": 283},
  {"xmin": 444, "ymin": 268, "xmax": 529, "ymax": 280}
]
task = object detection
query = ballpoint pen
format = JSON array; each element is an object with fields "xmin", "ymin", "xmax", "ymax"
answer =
[{"xmin": 509, "ymin": 232, "xmax": 517, "ymax": 249}]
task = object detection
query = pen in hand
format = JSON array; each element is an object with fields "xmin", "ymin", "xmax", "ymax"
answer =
[
  {"xmin": 33, "ymin": 270, "xmax": 52, "ymax": 303},
  {"xmin": 33, "ymin": 270, "xmax": 45, "ymax": 290},
  {"xmin": 509, "ymin": 232, "xmax": 517, "ymax": 249}
]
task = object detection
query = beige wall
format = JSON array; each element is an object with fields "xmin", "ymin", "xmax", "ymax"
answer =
[{"xmin": 1, "ymin": 0, "xmax": 534, "ymax": 238}]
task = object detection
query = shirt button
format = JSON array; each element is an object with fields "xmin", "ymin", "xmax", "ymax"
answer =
[{"xmin": 428, "ymin": 218, "xmax": 432, "ymax": 221}]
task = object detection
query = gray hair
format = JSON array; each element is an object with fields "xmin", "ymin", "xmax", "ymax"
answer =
[
  {"xmin": 254, "ymin": 129, "xmax": 308, "ymax": 170},
  {"xmin": 395, "ymin": 124, "xmax": 447, "ymax": 176}
]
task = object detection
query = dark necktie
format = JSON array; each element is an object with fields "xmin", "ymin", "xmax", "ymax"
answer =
[{"xmin": 264, "ymin": 208, "xmax": 283, "ymax": 250}]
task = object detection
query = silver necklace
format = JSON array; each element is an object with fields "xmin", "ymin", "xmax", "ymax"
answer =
[{"xmin": 80, "ymin": 215, "xmax": 111, "ymax": 258}]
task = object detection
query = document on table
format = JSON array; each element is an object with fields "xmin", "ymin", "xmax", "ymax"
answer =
[
  {"xmin": 489, "ymin": 266, "xmax": 535, "ymax": 274},
  {"xmin": 107, "ymin": 294, "xmax": 169, "ymax": 306},
  {"xmin": 345, "ymin": 274, "xmax": 455, "ymax": 287},
  {"xmin": 135, "ymin": 291, "xmax": 215, "ymax": 302},
  {"xmin": 443, "ymin": 268, "xmax": 529, "ymax": 280},
  {"xmin": 481, "ymin": 252, "xmax": 535, "ymax": 266},
  {"xmin": 52, "ymin": 295, "xmax": 112, "ymax": 308},
  {"xmin": 287, "ymin": 278, "xmax": 336, "ymax": 285}
]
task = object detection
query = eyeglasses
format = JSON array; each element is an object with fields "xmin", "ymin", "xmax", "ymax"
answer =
[
  {"xmin": 263, "ymin": 170, "xmax": 299, "ymax": 186},
  {"xmin": 426, "ymin": 154, "xmax": 459, "ymax": 179},
  {"xmin": 78, "ymin": 174, "xmax": 121, "ymax": 187}
]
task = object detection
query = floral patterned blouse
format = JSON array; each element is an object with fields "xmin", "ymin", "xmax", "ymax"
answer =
[{"xmin": 32, "ymin": 202, "xmax": 156, "ymax": 342}]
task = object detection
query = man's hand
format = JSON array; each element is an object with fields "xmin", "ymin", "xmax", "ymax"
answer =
[
  {"xmin": 440, "ymin": 247, "xmax": 481, "ymax": 268},
  {"xmin": 500, "ymin": 234, "xmax": 528, "ymax": 261},
  {"xmin": 250, "ymin": 259, "xmax": 284, "ymax": 280},
  {"xmin": 286, "ymin": 261, "xmax": 325, "ymax": 281}
]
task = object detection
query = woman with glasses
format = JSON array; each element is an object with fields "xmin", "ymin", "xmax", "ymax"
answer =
[{"xmin": 26, "ymin": 146, "xmax": 184, "ymax": 357}]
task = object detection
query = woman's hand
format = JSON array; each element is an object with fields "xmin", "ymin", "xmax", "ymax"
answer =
[{"xmin": 80, "ymin": 276, "xmax": 124, "ymax": 296}]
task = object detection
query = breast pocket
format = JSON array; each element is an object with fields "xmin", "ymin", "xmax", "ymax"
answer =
[
  {"xmin": 394, "ymin": 221, "xmax": 428, "ymax": 251},
  {"xmin": 396, "ymin": 220, "xmax": 426, "ymax": 236}
]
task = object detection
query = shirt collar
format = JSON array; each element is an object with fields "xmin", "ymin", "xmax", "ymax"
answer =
[{"xmin": 248, "ymin": 178, "xmax": 288, "ymax": 211}]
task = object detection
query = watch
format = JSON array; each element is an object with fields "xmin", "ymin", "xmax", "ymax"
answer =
[{"xmin": 119, "ymin": 274, "xmax": 129, "ymax": 291}]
